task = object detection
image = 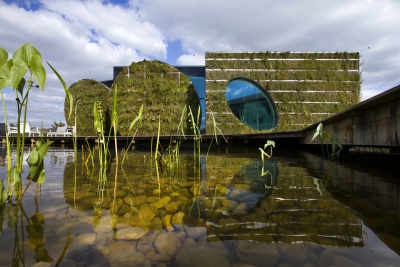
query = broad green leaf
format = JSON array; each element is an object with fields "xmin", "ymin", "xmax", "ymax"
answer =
[
  {"xmin": 30, "ymin": 54, "xmax": 46, "ymax": 90},
  {"xmin": 29, "ymin": 149, "xmax": 39, "ymax": 166},
  {"xmin": 12, "ymin": 43, "xmax": 46, "ymax": 90},
  {"xmin": 35, "ymin": 139, "xmax": 43, "ymax": 148},
  {"xmin": 330, "ymin": 132, "xmax": 343, "ymax": 150},
  {"xmin": 311, "ymin": 131, "xmax": 319, "ymax": 141},
  {"xmin": 0, "ymin": 48, "xmax": 8, "ymax": 67},
  {"xmin": 264, "ymin": 140, "xmax": 275, "ymax": 149},
  {"xmin": 312, "ymin": 123, "xmax": 323, "ymax": 141},
  {"xmin": 29, "ymin": 141, "xmax": 53, "ymax": 183},
  {"xmin": 316, "ymin": 123, "xmax": 323, "ymax": 135},
  {"xmin": 10, "ymin": 62, "xmax": 27, "ymax": 90},
  {"xmin": 36, "ymin": 170, "xmax": 46, "ymax": 184},
  {"xmin": 0, "ymin": 59, "xmax": 13, "ymax": 90},
  {"xmin": 8, "ymin": 167, "xmax": 20, "ymax": 186},
  {"xmin": 8, "ymin": 167, "xmax": 20, "ymax": 196},
  {"xmin": 47, "ymin": 61, "xmax": 73, "ymax": 119},
  {"xmin": 36, "ymin": 140, "xmax": 53, "ymax": 162},
  {"xmin": 17, "ymin": 77, "xmax": 26, "ymax": 96},
  {"xmin": 322, "ymin": 130, "xmax": 330, "ymax": 142}
]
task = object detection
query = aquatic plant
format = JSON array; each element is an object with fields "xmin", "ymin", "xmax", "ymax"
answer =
[
  {"xmin": 259, "ymin": 140, "xmax": 276, "ymax": 189},
  {"xmin": 259, "ymin": 140, "xmax": 275, "ymax": 162},
  {"xmin": 0, "ymin": 43, "xmax": 71, "ymax": 205},
  {"xmin": 93, "ymin": 100, "xmax": 109, "ymax": 201},
  {"xmin": 312, "ymin": 123, "xmax": 343, "ymax": 159}
]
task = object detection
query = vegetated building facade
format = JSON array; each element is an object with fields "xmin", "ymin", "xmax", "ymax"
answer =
[
  {"xmin": 87, "ymin": 51, "xmax": 360, "ymax": 136},
  {"xmin": 205, "ymin": 52, "xmax": 360, "ymax": 134}
]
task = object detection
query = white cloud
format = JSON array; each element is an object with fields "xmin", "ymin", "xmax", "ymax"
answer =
[
  {"xmin": 176, "ymin": 54, "xmax": 205, "ymax": 66},
  {"xmin": 139, "ymin": 0, "xmax": 400, "ymax": 98},
  {"xmin": 1, "ymin": 0, "xmax": 400, "ymax": 128},
  {"xmin": 0, "ymin": 0, "xmax": 167, "ymax": 127}
]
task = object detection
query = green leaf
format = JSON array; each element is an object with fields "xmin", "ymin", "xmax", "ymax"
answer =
[
  {"xmin": 36, "ymin": 170, "xmax": 46, "ymax": 184},
  {"xmin": 8, "ymin": 167, "xmax": 20, "ymax": 196},
  {"xmin": 264, "ymin": 140, "xmax": 275, "ymax": 149},
  {"xmin": 311, "ymin": 131, "xmax": 319, "ymax": 141},
  {"xmin": 29, "ymin": 141, "xmax": 53, "ymax": 183},
  {"xmin": 129, "ymin": 104, "xmax": 144, "ymax": 130},
  {"xmin": 12, "ymin": 43, "xmax": 46, "ymax": 90},
  {"xmin": 47, "ymin": 61, "xmax": 73, "ymax": 119},
  {"xmin": 10, "ymin": 62, "xmax": 27, "ymax": 90},
  {"xmin": 17, "ymin": 77, "xmax": 26, "ymax": 96},
  {"xmin": 112, "ymin": 85, "xmax": 119, "ymax": 130},
  {"xmin": 312, "ymin": 123, "xmax": 323, "ymax": 141},
  {"xmin": 0, "ymin": 180, "xmax": 8, "ymax": 205},
  {"xmin": 316, "ymin": 123, "xmax": 323, "ymax": 134},
  {"xmin": 322, "ymin": 130, "xmax": 330, "ymax": 142},
  {"xmin": 0, "ymin": 48, "xmax": 8, "ymax": 67},
  {"xmin": 36, "ymin": 140, "xmax": 53, "ymax": 161},
  {"xmin": 93, "ymin": 102, "xmax": 101, "ymax": 133},
  {"xmin": 0, "ymin": 59, "xmax": 13, "ymax": 90},
  {"xmin": 29, "ymin": 149, "xmax": 39, "ymax": 166}
]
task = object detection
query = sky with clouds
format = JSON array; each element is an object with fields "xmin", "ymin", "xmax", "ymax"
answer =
[{"xmin": 1, "ymin": 0, "xmax": 399, "ymax": 128}]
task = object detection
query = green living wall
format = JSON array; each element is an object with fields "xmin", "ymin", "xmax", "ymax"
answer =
[
  {"xmin": 110, "ymin": 60, "xmax": 199, "ymax": 136},
  {"xmin": 205, "ymin": 52, "xmax": 360, "ymax": 134},
  {"xmin": 65, "ymin": 61, "xmax": 199, "ymax": 137},
  {"xmin": 65, "ymin": 79, "xmax": 110, "ymax": 136}
]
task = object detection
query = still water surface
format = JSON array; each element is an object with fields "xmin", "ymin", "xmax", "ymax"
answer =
[{"xmin": 0, "ymin": 146, "xmax": 399, "ymax": 266}]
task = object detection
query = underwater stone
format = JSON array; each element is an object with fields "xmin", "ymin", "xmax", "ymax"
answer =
[
  {"xmin": 174, "ymin": 246, "xmax": 230, "ymax": 267},
  {"xmin": 235, "ymin": 241, "xmax": 279, "ymax": 267},
  {"xmin": 154, "ymin": 232, "xmax": 182, "ymax": 258},
  {"xmin": 117, "ymin": 226, "xmax": 148, "ymax": 240},
  {"xmin": 108, "ymin": 241, "xmax": 145, "ymax": 267}
]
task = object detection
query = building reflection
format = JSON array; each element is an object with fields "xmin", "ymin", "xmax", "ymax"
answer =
[
  {"xmin": 57, "ymin": 147, "xmax": 400, "ymax": 251},
  {"xmin": 204, "ymin": 155, "xmax": 363, "ymax": 247}
]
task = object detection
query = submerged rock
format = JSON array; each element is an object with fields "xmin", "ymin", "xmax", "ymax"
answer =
[
  {"xmin": 235, "ymin": 241, "xmax": 279, "ymax": 267},
  {"xmin": 117, "ymin": 226, "xmax": 149, "ymax": 240},
  {"xmin": 174, "ymin": 246, "xmax": 230, "ymax": 267},
  {"xmin": 154, "ymin": 232, "xmax": 182, "ymax": 258},
  {"xmin": 108, "ymin": 241, "xmax": 145, "ymax": 267}
]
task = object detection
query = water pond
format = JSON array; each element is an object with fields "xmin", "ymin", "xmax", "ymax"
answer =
[{"xmin": 0, "ymin": 145, "xmax": 399, "ymax": 267}]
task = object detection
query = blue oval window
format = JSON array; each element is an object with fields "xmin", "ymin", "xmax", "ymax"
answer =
[{"xmin": 225, "ymin": 77, "xmax": 278, "ymax": 130}]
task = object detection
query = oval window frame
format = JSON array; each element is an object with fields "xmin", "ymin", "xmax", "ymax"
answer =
[{"xmin": 225, "ymin": 77, "xmax": 279, "ymax": 130}]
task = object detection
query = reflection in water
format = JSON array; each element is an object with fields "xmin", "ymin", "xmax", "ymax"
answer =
[
  {"xmin": 226, "ymin": 160, "xmax": 278, "ymax": 213},
  {"xmin": 0, "ymin": 147, "xmax": 399, "ymax": 266},
  {"xmin": 205, "ymin": 158, "xmax": 363, "ymax": 247},
  {"xmin": 22, "ymin": 205, "xmax": 54, "ymax": 263}
]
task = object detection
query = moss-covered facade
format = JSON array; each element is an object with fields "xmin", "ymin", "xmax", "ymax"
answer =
[
  {"xmin": 65, "ymin": 79, "xmax": 110, "ymax": 136},
  {"xmin": 65, "ymin": 51, "xmax": 360, "ymax": 136},
  {"xmin": 110, "ymin": 60, "xmax": 199, "ymax": 136},
  {"xmin": 205, "ymin": 52, "xmax": 360, "ymax": 134}
]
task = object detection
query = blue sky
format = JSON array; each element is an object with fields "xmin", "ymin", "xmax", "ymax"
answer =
[{"xmin": 1, "ymin": 0, "xmax": 400, "ymax": 127}]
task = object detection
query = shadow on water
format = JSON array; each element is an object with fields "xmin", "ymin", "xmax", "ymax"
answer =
[{"xmin": 0, "ymin": 145, "xmax": 399, "ymax": 266}]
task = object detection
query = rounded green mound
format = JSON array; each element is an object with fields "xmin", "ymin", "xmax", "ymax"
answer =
[
  {"xmin": 110, "ymin": 60, "xmax": 199, "ymax": 136},
  {"xmin": 65, "ymin": 79, "xmax": 110, "ymax": 136}
]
